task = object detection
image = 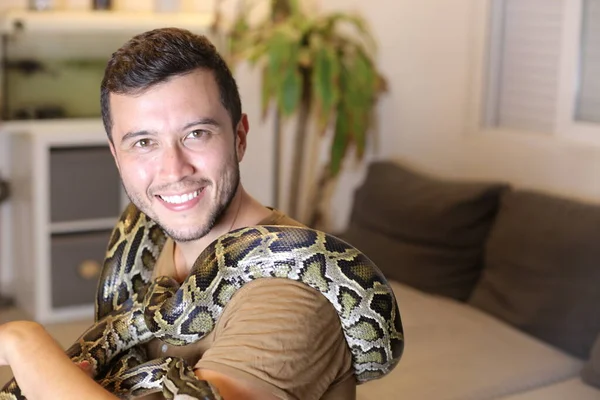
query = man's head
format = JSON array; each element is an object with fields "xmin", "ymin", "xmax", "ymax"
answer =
[
  {"xmin": 101, "ymin": 27, "xmax": 242, "ymax": 142},
  {"xmin": 103, "ymin": 28, "xmax": 249, "ymax": 242}
]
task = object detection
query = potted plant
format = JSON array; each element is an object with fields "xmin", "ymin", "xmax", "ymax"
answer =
[{"xmin": 224, "ymin": 0, "xmax": 386, "ymax": 229}]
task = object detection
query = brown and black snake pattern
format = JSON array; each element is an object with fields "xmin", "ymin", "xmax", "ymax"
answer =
[{"xmin": 1, "ymin": 203, "xmax": 404, "ymax": 399}]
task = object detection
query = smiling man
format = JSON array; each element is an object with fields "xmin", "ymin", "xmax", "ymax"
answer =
[{"xmin": 100, "ymin": 28, "xmax": 356, "ymax": 400}]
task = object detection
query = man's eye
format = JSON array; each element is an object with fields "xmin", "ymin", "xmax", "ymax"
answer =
[
  {"xmin": 187, "ymin": 130, "xmax": 207, "ymax": 139},
  {"xmin": 134, "ymin": 138, "xmax": 152, "ymax": 148}
]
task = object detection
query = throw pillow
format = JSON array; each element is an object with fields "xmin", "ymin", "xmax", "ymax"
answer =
[
  {"xmin": 582, "ymin": 334, "xmax": 600, "ymax": 388},
  {"xmin": 338, "ymin": 161, "xmax": 509, "ymax": 301},
  {"xmin": 469, "ymin": 189, "xmax": 600, "ymax": 359}
]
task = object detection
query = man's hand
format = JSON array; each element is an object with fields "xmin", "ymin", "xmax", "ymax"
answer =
[{"xmin": 76, "ymin": 360, "xmax": 95, "ymax": 377}]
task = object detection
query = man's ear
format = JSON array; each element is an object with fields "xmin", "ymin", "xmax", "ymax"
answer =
[{"xmin": 235, "ymin": 114, "xmax": 250, "ymax": 162}]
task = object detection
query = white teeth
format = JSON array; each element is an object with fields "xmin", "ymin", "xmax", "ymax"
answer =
[{"xmin": 160, "ymin": 190, "xmax": 200, "ymax": 204}]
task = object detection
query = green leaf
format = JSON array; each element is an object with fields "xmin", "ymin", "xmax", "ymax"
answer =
[
  {"xmin": 352, "ymin": 108, "xmax": 369, "ymax": 159},
  {"xmin": 261, "ymin": 67, "xmax": 273, "ymax": 120},
  {"xmin": 355, "ymin": 50, "xmax": 377, "ymax": 94},
  {"xmin": 285, "ymin": 0, "xmax": 303, "ymax": 17},
  {"xmin": 232, "ymin": 13, "xmax": 249, "ymax": 35},
  {"xmin": 246, "ymin": 41, "xmax": 269, "ymax": 65},
  {"xmin": 312, "ymin": 44, "xmax": 340, "ymax": 133},
  {"xmin": 262, "ymin": 25, "xmax": 302, "ymax": 116},
  {"xmin": 341, "ymin": 49, "xmax": 378, "ymax": 158},
  {"xmin": 271, "ymin": 0, "xmax": 302, "ymax": 20},
  {"xmin": 330, "ymin": 104, "xmax": 350, "ymax": 176},
  {"xmin": 267, "ymin": 31, "xmax": 290, "ymax": 77},
  {"xmin": 279, "ymin": 66, "xmax": 302, "ymax": 116}
]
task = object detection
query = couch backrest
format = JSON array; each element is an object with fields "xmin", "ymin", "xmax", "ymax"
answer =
[
  {"xmin": 338, "ymin": 160, "xmax": 509, "ymax": 301},
  {"xmin": 469, "ymin": 189, "xmax": 600, "ymax": 359}
]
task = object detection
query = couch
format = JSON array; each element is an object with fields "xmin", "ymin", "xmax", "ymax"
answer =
[{"xmin": 336, "ymin": 161, "xmax": 600, "ymax": 400}]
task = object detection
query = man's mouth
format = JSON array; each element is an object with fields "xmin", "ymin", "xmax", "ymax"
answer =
[{"xmin": 158, "ymin": 188, "xmax": 203, "ymax": 204}]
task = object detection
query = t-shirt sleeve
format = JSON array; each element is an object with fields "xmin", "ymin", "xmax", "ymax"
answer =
[{"xmin": 194, "ymin": 278, "xmax": 354, "ymax": 400}]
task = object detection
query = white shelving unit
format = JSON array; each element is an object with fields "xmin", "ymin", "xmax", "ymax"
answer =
[{"xmin": 5, "ymin": 119, "xmax": 123, "ymax": 323}]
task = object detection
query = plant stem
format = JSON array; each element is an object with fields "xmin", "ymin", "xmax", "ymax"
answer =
[
  {"xmin": 272, "ymin": 111, "xmax": 282, "ymax": 209},
  {"xmin": 307, "ymin": 164, "xmax": 332, "ymax": 229},
  {"xmin": 287, "ymin": 67, "xmax": 312, "ymax": 220}
]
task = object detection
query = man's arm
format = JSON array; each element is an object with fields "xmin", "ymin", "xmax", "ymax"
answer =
[
  {"xmin": 194, "ymin": 369, "xmax": 279, "ymax": 400},
  {"xmin": 0, "ymin": 321, "xmax": 276, "ymax": 400},
  {"xmin": 0, "ymin": 321, "xmax": 117, "ymax": 400},
  {"xmin": 191, "ymin": 279, "xmax": 355, "ymax": 400}
]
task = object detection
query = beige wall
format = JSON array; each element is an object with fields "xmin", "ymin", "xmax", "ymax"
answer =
[{"xmin": 319, "ymin": 0, "xmax": 600, "ymax": 233}]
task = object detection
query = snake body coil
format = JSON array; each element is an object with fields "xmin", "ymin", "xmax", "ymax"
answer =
[{"xmin": 1, "ymin": 203, "xmax": 404, "ymax": 399}]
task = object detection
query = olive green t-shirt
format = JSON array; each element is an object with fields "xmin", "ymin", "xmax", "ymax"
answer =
[{"xmin": 143, "ymin": 208, "xmax": 356, "ymax": 400}]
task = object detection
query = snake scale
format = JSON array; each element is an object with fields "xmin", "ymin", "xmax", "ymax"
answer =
[{"xmin": 1, "ymin": 203, "xmax": 404, "ymax": 399}]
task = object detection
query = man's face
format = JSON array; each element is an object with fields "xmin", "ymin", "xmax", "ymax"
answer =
[{"xmin": 108, "ymin": 69, "xmax": 247, "ymax": 242}]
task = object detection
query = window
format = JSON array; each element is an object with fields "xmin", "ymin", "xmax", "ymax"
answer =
[{"xmin": 479, "ymin": 0, "xmax": 600, "ymax": 143}]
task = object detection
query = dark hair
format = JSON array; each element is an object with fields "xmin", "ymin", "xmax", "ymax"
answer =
[{"xmin": 100, "ymin": 27, "xmax": 241, "ymax": 141}]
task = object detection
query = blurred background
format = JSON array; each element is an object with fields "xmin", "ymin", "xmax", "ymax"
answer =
[{"xmin": 1, "ymin": 1, "xmax": 600, "ymax": 399}]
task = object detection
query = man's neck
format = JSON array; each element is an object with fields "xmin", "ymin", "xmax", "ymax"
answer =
[{"xmin": 172, "ymin": 186, "xmax": 272, "ymax": 279}]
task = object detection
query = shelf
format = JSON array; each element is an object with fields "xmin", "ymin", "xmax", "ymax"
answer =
[
  {"xmin": 0, "ymin": 118, "xmax": 107, "ymax": 146},
  {"xmin": 0, "ymin": 118, "xmax": 104, "ymax": 134},
  {"xmin": 5, "ymin": 120, "xmax": 123, "ymax": 323},
  {"xmin": 50, "ymin": 217, "xmax": 117, "ymax": 234},
  {"xmin": 0, "ymin": 9, "xmax": 215, "ymax": 35}
]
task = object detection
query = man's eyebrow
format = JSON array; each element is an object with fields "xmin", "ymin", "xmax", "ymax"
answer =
[
  {"xmin": 182, "ymin": 118, "xmax": 221, "ymax": 130},
  {"xmin": 121, "ymin": 130, "xmax": 156, "ymax": 143}
]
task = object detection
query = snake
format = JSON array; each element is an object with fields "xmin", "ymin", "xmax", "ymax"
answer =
[{"xmin": 1, "ymin": 202, "xmax": 404, "ymax": 399}]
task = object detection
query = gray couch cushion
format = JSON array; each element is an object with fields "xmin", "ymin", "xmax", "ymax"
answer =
[
  {"xmin": 356, "ymin": 281, "xmax": 584, "ymax": 400},
  {"xmin": 339, "ymin": 161, "xmax": 508, "ymax": 301},
  {"xmin": 582, "ymin": 335, "xmax": 600, "ymax": 388},
  {"xmin": 469, "ymin": 189, "xmax": 600, "ymax": 359}
]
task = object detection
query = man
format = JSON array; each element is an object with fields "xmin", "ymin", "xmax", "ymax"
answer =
[{"xmin": 0, "ymin": 28, "xmax": 355, "ymax": 400}]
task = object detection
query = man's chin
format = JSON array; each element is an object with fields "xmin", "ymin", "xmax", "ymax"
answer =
[
  {"xmin": 150, "ymin": 210, "xmax": 213, "ymax": 242},
  {"xmin": 163, "ymin": 227, "xmax": 210, "ymax": 243}
]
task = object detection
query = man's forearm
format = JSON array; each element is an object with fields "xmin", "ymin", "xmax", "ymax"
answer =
[{"xmin": 0, "ymin": 321, "xmax": 117, "ymax": 400}]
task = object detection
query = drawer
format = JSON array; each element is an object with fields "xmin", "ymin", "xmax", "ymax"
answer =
[
  {"xmin": 50, "ymin": 230, "xmax": 112, "ymax": 309},
  {"xmin": 49, "ymin": 145, "xmax": 121, "ymax": 223}
]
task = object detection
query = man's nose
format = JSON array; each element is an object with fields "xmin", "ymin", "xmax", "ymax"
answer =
[{"xmin": 159, "ymin": 145, "xmax": 194, "ymax": 181}]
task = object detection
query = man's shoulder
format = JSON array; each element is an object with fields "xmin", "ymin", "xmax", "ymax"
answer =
[
  {"xmin": 222, "ymin": 278, "xmax": 332, "ymax": 316},
  {"xmin": 258, "ymin": 208, "xmax": 306, "ymax": 228}
]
